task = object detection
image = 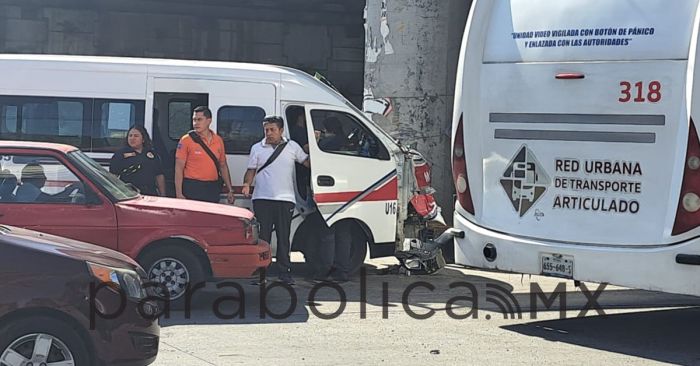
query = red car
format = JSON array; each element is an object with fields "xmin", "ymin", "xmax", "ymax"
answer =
[
  {"xmin": 0, "ymin": 141, "xmax": 271, "ymax": 302},
  {"xmin": 0, "ymin": 225, "xmax": 159, "ymax": 365}
]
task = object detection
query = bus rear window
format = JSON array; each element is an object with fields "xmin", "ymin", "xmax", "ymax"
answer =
[{"xmin": 483, "ymin": 0, "xmax": 699, "ymax": 63}]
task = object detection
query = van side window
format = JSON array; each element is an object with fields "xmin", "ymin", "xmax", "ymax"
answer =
[
  {"xmin": 310, "ymin": 110, "xmax": 390, "ymax": 160},
  {"xmin": 0, "ymin": 96, "xmax": 146, "ymax": 152},
  {"xmin": 1, "ymin": 105, "xmax": 18, "ymax": 136},
  {"xmin": 217, "ymin": 106, "xmax": 266, "ymax": 154},
  {"xmin": 168, "ymin": 101, "xmax": 193, "ymax": 140},
  {"xmin": 92, "ymin": 100, "xmax": 145, "ymax": 152},
  {"xmin": 18, "ymin": 98, "xmax": 91, "ymax": 147}
]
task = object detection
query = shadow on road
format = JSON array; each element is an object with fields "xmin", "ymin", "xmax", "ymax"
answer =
[
  {"xmin": 502, "ymin": 307, "xmax": 700, "ymax": 365},
  {"xmin": 160, "ymin": 261, "xmax": 700, "ymax": 331},
  {"xmin": 159, "ymin": 262, "xmax": 517, "ymax": 326}
]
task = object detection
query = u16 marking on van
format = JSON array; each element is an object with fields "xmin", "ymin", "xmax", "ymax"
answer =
[
  {"xmin": 619, "ymin": 81, "xmax": 662, "ymax": 103},
  {"xmin": 385, "ymin": 201, "xmax": 397, "ymax": 215}
]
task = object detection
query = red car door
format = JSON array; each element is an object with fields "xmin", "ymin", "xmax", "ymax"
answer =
[{"xmin": 0, "ymin": 150, "xmax": 118, "ymax": 250}]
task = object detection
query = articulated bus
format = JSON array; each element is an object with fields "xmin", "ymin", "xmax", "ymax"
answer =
[{"xmin": 452, "ymin": 0, "xmax": 700, "ymax": 296}]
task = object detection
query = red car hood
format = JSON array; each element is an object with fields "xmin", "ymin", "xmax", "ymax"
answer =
[
  {"xmin": 116, "ymin": 195, "xmax": 254, "ymax": 225},
  {"xmin": 1, "ymin": 225, "xmax": 140, "ymax": 270}
]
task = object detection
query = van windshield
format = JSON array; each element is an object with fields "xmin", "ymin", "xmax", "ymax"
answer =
[
  {"xmin": 295, "ymin": 69, "xmax": 400, "ymax": 147},
  {"xmin": 67, "ymin": 150, "xmax": 140, "ymax": 201},
  {"xmin": 343, "ymin": 99, "xmax": 399, "ymax": 146}
]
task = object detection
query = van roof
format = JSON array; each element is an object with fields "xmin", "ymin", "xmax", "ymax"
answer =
[
  {"xmin": 0, "ymin": 53, "xmax": 354, "ymax": 108},
  {"xmin": 0, "ymin": 141, "xmax": 78, "ymax": 154},
  {"xmin": 0, "ymin": 54, "xmax": 298, "ymax": 76}
]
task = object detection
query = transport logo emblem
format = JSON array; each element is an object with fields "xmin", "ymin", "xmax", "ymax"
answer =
[{"xmin": 500, "ymin": 145, "xmax": 550, "ymax": 217}]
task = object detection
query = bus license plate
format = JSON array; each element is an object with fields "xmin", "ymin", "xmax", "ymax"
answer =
[{"xmin": 541, "ymin": 253, "xmax": 574, "ymax": 278}]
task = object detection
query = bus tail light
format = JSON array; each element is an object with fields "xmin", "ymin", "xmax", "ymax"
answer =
[
  {"xmin": 672, "ymin": 118, "xmax": 700, "ymax": 235},
  {"xmin": 452, "ymin": 114, "xmax": 475, "ymax": 214}
]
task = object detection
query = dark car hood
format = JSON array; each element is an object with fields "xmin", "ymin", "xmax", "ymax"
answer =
[{"xmin": 0, "ymin": 225, "xmax": 140, "ymax": 271}]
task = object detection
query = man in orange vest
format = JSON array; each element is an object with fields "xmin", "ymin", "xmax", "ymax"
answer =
[{"xmin": 175, "ymin": 106, "xmax": 235, "ymax": 204}]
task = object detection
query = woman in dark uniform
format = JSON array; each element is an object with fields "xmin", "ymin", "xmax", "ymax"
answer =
[{"xmin": 109, "ymin": 125, "xmax": 166, "ymax": 196}]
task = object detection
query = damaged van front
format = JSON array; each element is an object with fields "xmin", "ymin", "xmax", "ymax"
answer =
[{"xmin": 287, "ymin": 72, "xmax": 456, "ymax": 273}]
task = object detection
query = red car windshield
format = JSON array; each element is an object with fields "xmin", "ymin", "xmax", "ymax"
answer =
[{"xmin": 67, "ymin": 150, "xmax": 140, "ymax": 202}]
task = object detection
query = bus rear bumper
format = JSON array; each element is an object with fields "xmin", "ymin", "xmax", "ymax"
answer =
[{"xmin": 453, "ymin": 210, "xmax": 700, "ymax": 297}]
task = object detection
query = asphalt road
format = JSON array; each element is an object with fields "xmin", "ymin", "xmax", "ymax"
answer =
[{"xmin": 151, "ymin": 255, "xmax": 700, "ymax": 365}]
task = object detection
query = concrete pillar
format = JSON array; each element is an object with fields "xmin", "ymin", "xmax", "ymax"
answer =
[{"xmin": 364, "ymin": 0, "xmax": 471, "ymax": 222}]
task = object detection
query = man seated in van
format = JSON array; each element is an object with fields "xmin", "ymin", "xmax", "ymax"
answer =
[
  {"xmin": 15, "ymin": 163, "xmax": 80, "ymax": 203},
  {"xmin": 318, "ymin": 117, "xmax": 346, "ymax": 152}
]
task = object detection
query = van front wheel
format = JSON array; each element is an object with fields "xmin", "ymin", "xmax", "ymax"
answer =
[{"xmin": 348, "ymin": 224, "xmax": 368, "ymax": 274}]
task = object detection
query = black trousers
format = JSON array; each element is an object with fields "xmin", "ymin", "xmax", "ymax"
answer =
[
  {"xmin": 305, "ymin": 212, "xmax": 353, "ymax": 278},
  {"xmin": 253, "ymin": 199, "xmax": 295, "ymax": 274},
  {"xmin": 304, "ymin": 210, "xmax": 335, "ymax": 277},
  {"xmin": 183, "ymin": 178, "xmax": 220, "ymax": 203},
  {"xmin": 332, "ymin": 220, "xmax": 353, "ymax": 277}
]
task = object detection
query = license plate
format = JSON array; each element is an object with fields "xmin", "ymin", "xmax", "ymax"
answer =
[{"xmin": 541, "ymin": 253, "xmax": 574, "ymax": 278}]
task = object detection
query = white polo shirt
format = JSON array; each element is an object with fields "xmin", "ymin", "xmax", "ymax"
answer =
[{"xmin": 247, "ymin": 138, "xmax": 308, "ymax": 203}]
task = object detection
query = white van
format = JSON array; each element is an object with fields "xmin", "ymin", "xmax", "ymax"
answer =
[
  {"xmin": 453, "ymin": 0, "xmax": 700, "ymax": 296},
  {"xmin": 0, "ymin": 54, "xmax": 446, "ymax": 272}
]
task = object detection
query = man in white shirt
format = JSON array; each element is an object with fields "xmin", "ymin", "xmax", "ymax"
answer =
[{"xmin": 243, "ymin": 116, "xmax": 309, "ymax": 284}]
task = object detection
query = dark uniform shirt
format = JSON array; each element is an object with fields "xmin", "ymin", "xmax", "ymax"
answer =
[{"xmin": 109, "ymin": 147, "xmax": 164, "ymax": 196}]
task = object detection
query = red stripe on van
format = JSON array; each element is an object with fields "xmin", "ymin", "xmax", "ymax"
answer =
[{"xmin": 315, "ymin": 176, "xmax": 398, "ymax": 204}]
